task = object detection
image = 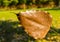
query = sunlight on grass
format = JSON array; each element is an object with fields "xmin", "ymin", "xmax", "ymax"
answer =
[{"xmin": 48, "ymin": 10, "xmax": 60, "ymax": 29}]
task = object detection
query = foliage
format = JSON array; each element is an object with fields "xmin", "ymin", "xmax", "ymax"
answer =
[
  {"xmin": 40, "ymin": 0, "xmax": 48, "ymax": 2},
  {"xmin": 3, "ymin": 0, "xmax": 10, "ymax": 6},
  {"xmin": 0, "ymin": 0, "xmax": 60, "ymax": 8},
  {"xmin": 9, "ymin": 0, "xmax": 18, "ymax": 6},
  {"xmin": 18, "ymin": 0, "xmax": 27, "ymax": 4},
  {"xmin": 0, "ymin": 0, "xmax": 3, "ymax": 6}
]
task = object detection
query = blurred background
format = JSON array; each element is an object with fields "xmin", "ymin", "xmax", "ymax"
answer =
[{"xmin": 0, "ymin": 0, "xmax": 60, "ymax": 42}]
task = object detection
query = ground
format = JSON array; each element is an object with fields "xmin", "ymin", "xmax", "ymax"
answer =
[{"xmin": 0, "ymin": 9, "xmax": 60, "ymax": 42}]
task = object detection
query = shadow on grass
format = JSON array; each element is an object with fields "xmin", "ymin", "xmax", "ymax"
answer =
[
  {"xmin": 0, "ymin": 20, "xmax": 35, "ymax": 42},
  {"xmin": 0, "ymin": 20, "xmax": 60, "ymax": 42},
  {"xmin": 45, "ymin": 7, "xmax": 60, "ymax": 10}
]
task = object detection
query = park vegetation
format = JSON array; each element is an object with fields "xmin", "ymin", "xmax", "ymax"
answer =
[{"xmin": 0, "ymin": 0, "xmax": 60, "ymax": 10}]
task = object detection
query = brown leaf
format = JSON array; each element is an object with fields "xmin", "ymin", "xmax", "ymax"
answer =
[{"xmin": 16, "ymin": 10, "xmax": 52, "ymax": 39}]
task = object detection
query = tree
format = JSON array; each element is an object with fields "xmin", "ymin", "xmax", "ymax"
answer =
[
  {"xmin": 53, "ymin": 0, "xmax": 60, "ymax": 7},
  {"xmin": 3, "ymin": 0, "xmax": 10, "ymax": 7},
  {"xmin": 0, "ymin": 0, "xmax": 3, "ymax": 6},
  {"xmin": 9, "ymin": 0, "xmax": 18, "ymax": 6},
  {"xmin": 18, "ymin": 0, "xmax": 26, "ymax": 4},
  {"xmin": 17, "ymin": 0, "xmax": 27, "ymax": 9},
  {"xmin": 26, "ymin": 0, "xmax": 32, "ymax": 5}
]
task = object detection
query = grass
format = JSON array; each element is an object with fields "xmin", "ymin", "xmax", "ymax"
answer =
[
  {"xmin": 47, "ymin": 10, "xmax": 60, "ymax": 29},
  {"xmin": 0, "ymin": 9, "xmax": 60, "ymax": 42},
  {"xmin": 0, "ymin": 10, "xmax": 22, "ymax": 21}
]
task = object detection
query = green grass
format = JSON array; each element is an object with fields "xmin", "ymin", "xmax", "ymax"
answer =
[
  {"xmin": 48, "ymin": 10, "xmax": 60, "ymax": 29},
  {"xmin": 0, "ymin": 10, "xmax": 22, "ymax": 21}
]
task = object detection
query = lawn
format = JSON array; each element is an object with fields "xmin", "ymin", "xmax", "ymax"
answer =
[
  {"xmin": 47, "ymin": 10, "xmax": 60, "ymax": 29},
  {"xmin": 0, "ymin": 9, "xmax": 60, "ymax": 42}
]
